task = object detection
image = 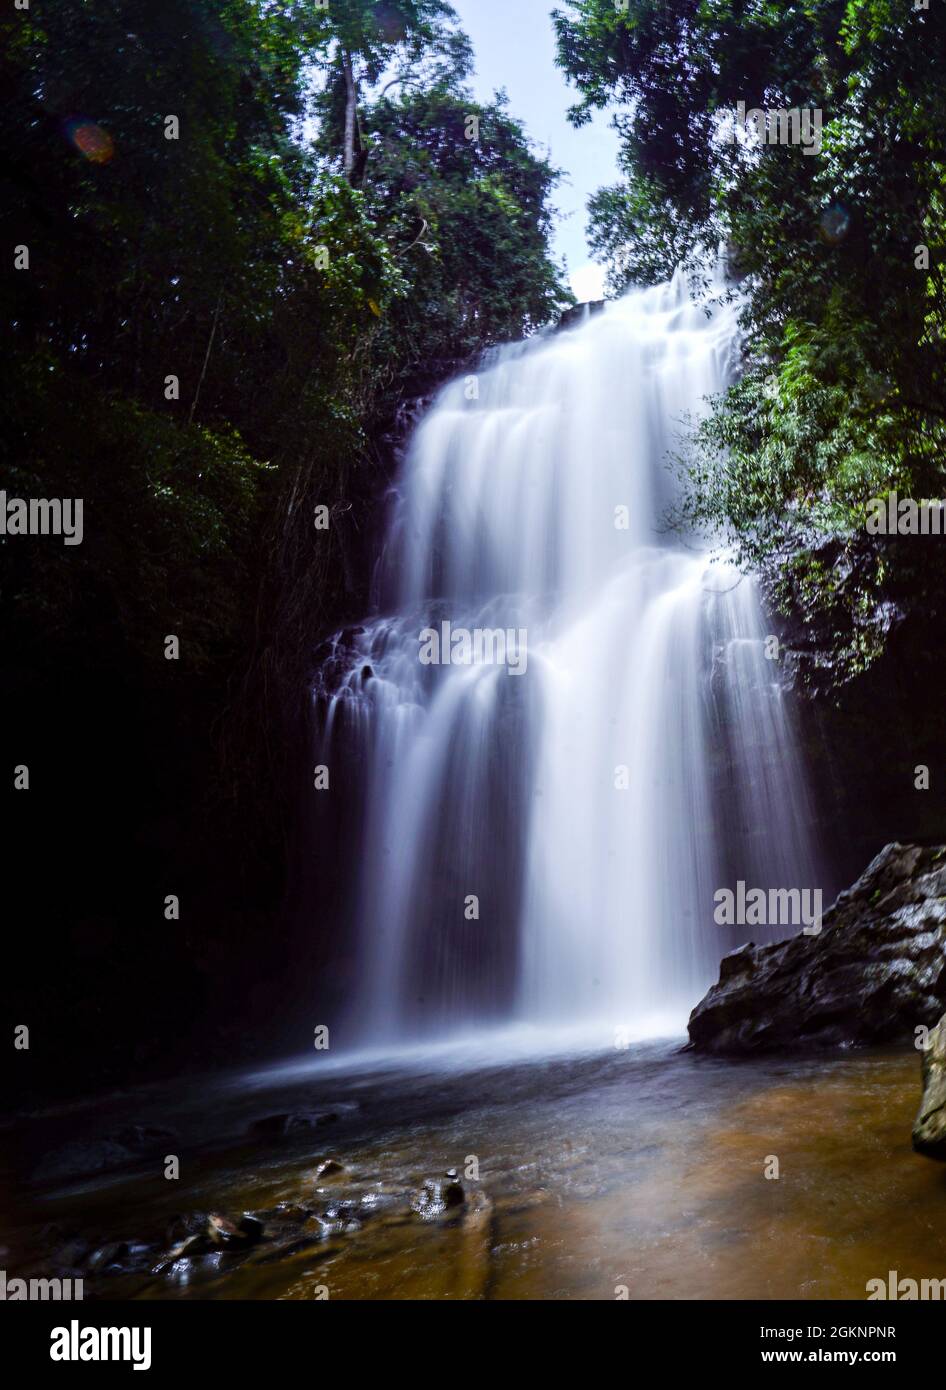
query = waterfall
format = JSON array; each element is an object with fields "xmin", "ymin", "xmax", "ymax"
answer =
[{"xmin": 317, "ymin": 269, "xmax": 822, "ymax": 1046}]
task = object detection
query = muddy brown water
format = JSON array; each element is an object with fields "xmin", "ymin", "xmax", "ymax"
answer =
[{"xmin": 3, "ymin": 1041, "xmax": 944, "ymax": 1300}]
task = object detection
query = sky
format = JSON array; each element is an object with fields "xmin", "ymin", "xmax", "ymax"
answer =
[{"xmin": 449, "ymin": 0, "xmax": 620, "ymax": 302}]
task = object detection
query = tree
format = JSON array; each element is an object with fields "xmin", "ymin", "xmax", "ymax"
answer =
[
  {"xmin": 307, "ymin": 0, "xmax": 471, "ymax": 181},
  {"xmin": 338, "ymin": 84, "xmax": 571, "ymax": 394},
  {"xmin": 554, "ymin": 0, "xmax": 946, "ymax": 681},
  {"xmin": 1, "ymin": 0, "xmax": 570, "ymax": 1093}
]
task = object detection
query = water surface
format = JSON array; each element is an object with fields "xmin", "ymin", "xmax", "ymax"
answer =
[{"xmin": 5, "ymin": 1040, "xmax": 943, "ymax": 1300}]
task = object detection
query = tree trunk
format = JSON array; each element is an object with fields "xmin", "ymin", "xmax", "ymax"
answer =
[{"xmin": 342, "ymin": 51, "xmax": 357, "ymax": 179}]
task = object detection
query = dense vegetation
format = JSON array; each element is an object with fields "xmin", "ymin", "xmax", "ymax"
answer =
[
  {"xmin": 555, "ymin": 0, "xmax": 946, "ymax": 682},
  {"xmin": 1, "ymin": 0, "xmax": 569, "ymax": 1093},
  {"xmin": 10, "ymin": 0, "xmax": 943, "ymax": 1098}
]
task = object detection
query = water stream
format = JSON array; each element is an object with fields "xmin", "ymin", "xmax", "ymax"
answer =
[
  {"xmin": 318, "ymin": 270, "xmax": 821, "ymax": 1043},
  {"xmin": 5, "ymin": 280, "xmax": 935, "ymax": 1302}
]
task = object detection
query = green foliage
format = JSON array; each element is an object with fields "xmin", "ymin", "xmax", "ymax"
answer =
[
  {"xmin": 309, "ymin": 0, "xmax": 466, "ymax": 87},
  {"xmin": 354, "ymin": 87, "xmax": 570, "ymax": 393},
  {"xmin": 1, "ymin": 0, "xmax": 567, "ymax": 810},
  {"xmin": 305, "ymin": 0, "xmax": 471, "ymax": 178},
  {"xmin": 5, "ymin": 355, "xmax": 270, "ymax": 674},
  {"xmin": 555, "ymin": 0, "xmax": 946, "ymax": 680}
]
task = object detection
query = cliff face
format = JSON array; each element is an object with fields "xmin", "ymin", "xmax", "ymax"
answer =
[
  {"xmin": 687, "ymin": 842, "xmax": 946, "ymax": 1054},
  {"xmin": 759, "ymin": 537, "xmax": 946, "ymax": 893}
]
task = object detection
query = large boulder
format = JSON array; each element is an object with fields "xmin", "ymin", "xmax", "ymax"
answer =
[
  {"xmin": 687, "ymin": 842, "xmax": 946, "ymax": 1054},
  {"xmin": 913, "ymin": 1012, "xmax": 946, "ymax": 1159}
]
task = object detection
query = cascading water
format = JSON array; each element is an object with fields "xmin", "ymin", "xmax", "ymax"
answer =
[{"xmin": 317, "ymin": 269, "xmax": 822, "ymax": 1045}]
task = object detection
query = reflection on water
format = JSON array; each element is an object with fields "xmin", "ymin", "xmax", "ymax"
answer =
[{"xmin": 5, "ymin": 1041, "xmax": 945, "ymax": 1300}]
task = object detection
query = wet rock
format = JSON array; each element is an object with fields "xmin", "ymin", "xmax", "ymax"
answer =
[
  {"xmin": 249, "ymin": 1110, "xmax": 341, "ymax": 1138},
  {"xmin": 109, "ymin": 1124, "xmax": 178, "ymax": 1153},
  {"xmin": 237, "ymin": 1214, "xmax": 265, "ymax": 1245},
  {"xmin": 54, "ymin": 1236, "xmax": 92, "ymax": 1268},
  {"xmin": 412, "ymin": 1180, "xmax": 447, "ymax": 1219},
  {"xmin": 913, "ymin": 1013, "xmax": 946, "ymax": 1159},
  {"xmin": 36, "ymin": 1139, "xmax": 137, "ymax": 1183},
  {"xmin": 313, "ymin": 1158, "xmax": 345, "ymax": 1181},
  {"xmin": 319, "ymin": 1199, "xmax": 361, "ymax": 1235},
  {"xmin": 36, "ymin": 1123, "xmax": 179, "ymax": 1183},
  {"xmin": 164, "ymin": 1212, "xmax": 208, "ymax": 1246},
  {"xmin": 303, "ymin": 1213, "xmax": 334, "ymax": 1239},
  {"xmin": 87, "ymin": 1241, "xmax": 129, "ymax": 1272},
  {"xmin": 557, "ymin": 300, "xmax": 605, "ymax": 332},
  {"xmin": 271, "ymin": 1203, "xmax": 312, "ymax": 1223},
  {"xmin": 207, "ymin": 1213, "xmax": 256, "ymax": 1249},
  {"xmin": 153, "ymin": 1211, "xmax": 262, "ymax": 1273},
  {"xmin": 412, "ymin": 1171, "xmax": 466, "ymax": 1219},
  {"xmin": 688, "ymin": 843, "xmax": 946, "ymax": 1054},
  {"xmin": 443, "ymin": 1169, "xmax": 465, "ymax": 1208},
  {"xmin": 152, "ymin": 1232, "xmax": 211, "ymax": 1274},
  {"xmin": 169, "ymin": 1233, "xmax": 211, "ymax": 1260}
]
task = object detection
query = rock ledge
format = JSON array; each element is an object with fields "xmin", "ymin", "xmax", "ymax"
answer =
[{"xmin": 687, "ymin": 842, "xmax": 946, "ymax": 1054}]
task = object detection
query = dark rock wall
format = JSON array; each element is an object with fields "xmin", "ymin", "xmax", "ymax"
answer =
[{"xmin": 688, "ymin": 842, "xmax": 946, "ymax": 1053}]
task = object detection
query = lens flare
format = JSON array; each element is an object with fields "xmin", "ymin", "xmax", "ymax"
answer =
[
  {"xmin": 64, "ymin": 119, "xmax": 115, "ymax": 165},
  {"xmin": 819, "ymin": 202, "xmax": 850, "ymax": 244}
]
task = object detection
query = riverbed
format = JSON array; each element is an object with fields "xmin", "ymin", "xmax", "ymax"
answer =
[{"xmin": 4, "ymin": 1038, "xmax": 944, "ymax": 1300}]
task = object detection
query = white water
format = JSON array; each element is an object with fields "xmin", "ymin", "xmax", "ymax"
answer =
[{"xmin": 318, "ymin": 270, "xmax": 820, "ymax": 1044}]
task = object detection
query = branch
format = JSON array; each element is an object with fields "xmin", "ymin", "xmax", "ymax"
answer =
[
  {"xmin": 376, "ymin": 74, "xmax": 424, "ymax": 100},
  {"xmin": 394, "ymin": 218, "xmax": 431, "ymax": 259},
  {"xmin": 189, "ymin": 291, "xmax": 222, "ymax": 426}
]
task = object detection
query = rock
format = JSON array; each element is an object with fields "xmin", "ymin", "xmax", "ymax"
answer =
[
  {"xmin": 303, "ymin": 1213, "xmax": 334, "ymax": 1239},
  {"xmin": 152, "ymin": 1231, "xmax": 212, "ymax": 1274},
  {"xmin": 557, "ymin": 301, "xmax": 605, "ymax": 332},
  {"xmin": 272, "ymin": 1203, "xmax": 312, "ymax": 1223},
  {"xmin": 913, "ymin": 1013, "xmax": 946, "ymax": 1159},
  {"xmin": 313, "ymin": 1158, "xmax": 345, "ymax": 1182},
  {"xmin": 54, "ymin": 1237, "xmax": 91, "ymax": 1268},
  {"xmin": 442, "ymin": 1168, "xmax": 465, "ymax": 1208},
  {"xmin": 237, "ymin": 1214, "xmax": 264, "ymax": 1245},
  {"xmin": 36, "ymin": 1139, "xmax": 137, "ymax": 1183},
  {"xmin": 249, "ymin": 1110, "xmax": 341, "ymax": 1138},
  {"xmin": 36, "ymin": 1123, "xmax": 179, "ymax": 1183},
  {"xmin": 108, "ymin": 1124, "xmax": 179, "ymax": 1153},
  {"xmin": 164, "ymin": 1212, "xmax": 207, "ymax": 1246},
  {"xmin": 411, "ymin": 1180, "xmax": 445, "ymax": 1219},
  {"xmin": 87, "ymin": 1241, "xmax": 129, "ymax": 1272},
  {"xmin": 206, "ymin": 1213, "xmax": 255, "ymax": 1249},
  {"xmin": 153, "ymin": 1212, "xmax": 261, "ymax": 1275},
  {"xmin": 687, "ymin": 843, "xmax": 946, "ymax": 1054},
  {"xmin": 320, "ymin": 1200, "xmax": 361, "ymax": 1234},
  {"xmin": 412, "ymin": 1171, "xmax": 465, "ymax": 1219},
  {"xmin": 202, "ymin": 1212, "xmax": 264, "ymax": 1250},
  {"xmin": 169, "ymin": 1233, "xmax": 211, "ymax": 1259}
]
